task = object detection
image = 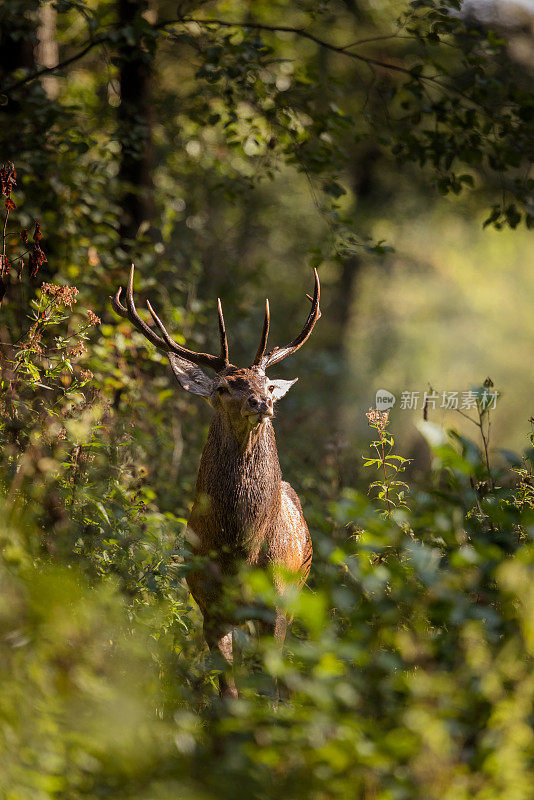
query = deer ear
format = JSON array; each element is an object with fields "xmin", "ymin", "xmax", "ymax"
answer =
[
  {"xmin": 167, "ymin": 353, "xmax": 215, "ymax": 397},
  {"xmin": 268, "ymin": 378, "xmax": 298, "ymax": 402}
]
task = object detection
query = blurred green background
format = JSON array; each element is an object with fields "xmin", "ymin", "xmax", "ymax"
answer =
[{"xmin": 1, "ymin": 0, "xmax": 534, "ymax": 798}]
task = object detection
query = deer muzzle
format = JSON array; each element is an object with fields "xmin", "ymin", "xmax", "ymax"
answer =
[{"xmin": 246, "ymin": 395, "xmax": 274, "ymax": 421}]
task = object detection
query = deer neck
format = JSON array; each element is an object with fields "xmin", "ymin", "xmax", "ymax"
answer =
[
  {"xmin": 198, "ymin": 410, "xmax": 282, "ymax": 494},
  {"xmin": 192, "ymin": 411, "xmax": 282, "ymax": 554}
]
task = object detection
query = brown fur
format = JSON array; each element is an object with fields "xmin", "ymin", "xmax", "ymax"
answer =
[
  {"xmin": 111, "ymin": 266, "xmax": 320, "ymax": 700},
  {"xmin": 185, "ymin": 367, "xmax": 312, "ymax": 699}
]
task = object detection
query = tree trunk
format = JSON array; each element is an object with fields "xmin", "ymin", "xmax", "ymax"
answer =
[
  {"xmin": 320, "ymin": 146, "xmax": 382, "ymax": 486},
  {"xmin": 0, "ymin": 0, "xmax": 38, "ymax": 141},
  {"xmin": 117, "ymin": 0, "xmax": 155, "ymax": 249},
  {"xmin": 37, "ymin": 3, "xmax": 59, "ymax": 100}
]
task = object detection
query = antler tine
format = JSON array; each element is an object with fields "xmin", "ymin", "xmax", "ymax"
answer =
[
  {"xmin": 146, "ymin": 298, "xmax": 184, "ymax": 352},
  {"xmin": 110, "ymin": 263, "xmax": 230, "ymax": 371},
  {"xmin": 253, "ymin": 298, "xmax": 270, "ymax": 366},
  {"xmin": 217, "ymin": 298, "xmax": 229, "ymax": 366},
  {"xmin": 109, "ymin": 264, "xmax": 166, "ymax": 349},
  {"xmin": 145, "ymin": 296, "xmax": 229, "ymax": 369},
  {"xmin": 110, "ymin": 285, "xmax": 128, "ymax": 317},
  {"xmin": 122, "ymin": 264, "xmax": 168, "ymax": 349},
  {"xmin": 259, "ymin": 269, "xmax": 321, "ymax": 370},
  {"xmin": 144, "ymin": 297, "xmax": 230, "ymax": 370}
]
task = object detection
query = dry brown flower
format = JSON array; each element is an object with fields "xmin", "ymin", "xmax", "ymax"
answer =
[
  {"xmin": 29, "ymin": 223, "xmax": 47, "ymax": 278},
  {"xmin": 87, "ymin": 310, "xmax": 101, "ymax": 326},
  {"xmin": 70, "ymin": 343, "xmax": 87, "ymax": 357},
  {"xmin": 366, "ymin": 407, "xmax": 390, "ymax": 434},
  {"xmin": 0, "ymin": 162, "xmax": 16, "ymax": 199},
  {"xmin": 41, "ymin": 283, "xmax": 79, "ymax": 308},
  {"xmin": 0, "ymin": 254, "xmax": 11, "ymax": 278}
]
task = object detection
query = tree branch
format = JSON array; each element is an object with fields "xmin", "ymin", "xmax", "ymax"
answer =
[
  {"xmin": 166, "ymin": 17, "xmax": 487, "ymax": 110},
  {"xmin": 170, "ymin": 17, "xmax": 413, "ymax": 77},
  {"xmin": 0, "ymin": 36, "xmax": 107, "ymax": 96},
  {"xmin": 0, "ymin": 14, "xmax": 485, "ymax": 115}
]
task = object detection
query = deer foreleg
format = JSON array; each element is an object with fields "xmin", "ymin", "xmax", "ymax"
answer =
[
  {"xmin": 274, "ymin": 610, "xmax": 288, "ymax": 647},
  {"xmin": 203, "ymin": 618, "xmax": 238, "ymax": 699},
  {"xmin": 259, "ymin": 609, "xmax": 288, "ymax": 703}
]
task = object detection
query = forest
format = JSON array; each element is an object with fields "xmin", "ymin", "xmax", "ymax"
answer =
[{"xmin": 1, "ymin": 0, "xmax": 534, "ymax": 797}]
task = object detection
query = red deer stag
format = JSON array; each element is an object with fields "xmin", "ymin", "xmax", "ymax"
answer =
[{"xmin": 111, "ymin": 265, "xmax": 320, "ymax": 698}]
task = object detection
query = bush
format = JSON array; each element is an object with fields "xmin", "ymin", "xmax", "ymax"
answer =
[{"xmin": 3, "ymin": 170, "xmax": 534, "ymax": 800}]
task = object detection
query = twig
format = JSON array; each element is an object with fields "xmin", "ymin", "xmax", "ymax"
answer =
[
  {"xmin": 478, "ymin": 405, "xmax": 494, "ymax": 489},
  {"xmin": 376, "ymin": 433, "xmax": 392, "ymax": 516},
  {"xmin": 169, "ymin": 17, "xmax": 492, "ymax": 112},
  {"xmin": 1, "ymin": 12, "xmax": 493, "ymax": 117},
  {"xmin": 444, "ymin": 398, "xmax": 495, "ymax": 489},
  {"xmin": 70, "ymin": 444, "xmax": 82, "ymax": 507},
  {"xmin": 1, "ymin": 36, "xmax": 107, "ymax": 96}
]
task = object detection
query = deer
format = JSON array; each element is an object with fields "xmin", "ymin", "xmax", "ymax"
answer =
[{"xmin": 111, "ymin": 264, "xmax": 320, "ymax": 698}]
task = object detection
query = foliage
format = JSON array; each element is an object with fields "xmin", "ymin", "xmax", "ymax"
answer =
[
  {"xmin": 3, "ymin": 338, "xmax": 534, "ymax": 798},
  {"xmin": 2, "ymin": 188, "xmax": 534, "ymax": 799},
  {"xmin": 364, "ymin": 407, "xmax": 411, "ymax": 516},
  {"xmin": 2, "ymin": 0, "xmax": 534, "ymax": 242},
  {"xmin": 1, "ymin": 1, "xmax": 534, "ymax": 797}
]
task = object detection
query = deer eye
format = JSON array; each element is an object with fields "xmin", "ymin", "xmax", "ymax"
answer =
[{"xmin": 268, "ymin": 385, "xmax": 275, "ymax": 393}]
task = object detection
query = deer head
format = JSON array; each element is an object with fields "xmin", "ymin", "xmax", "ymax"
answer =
[{"xmin": 111, "ymin": 265, "xmax": 321, "ymax": 435}]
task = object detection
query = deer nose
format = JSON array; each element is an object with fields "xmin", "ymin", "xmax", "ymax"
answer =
[{"xmin": 247, "ymin": 396, "xmax": 273, "ymax": 417}]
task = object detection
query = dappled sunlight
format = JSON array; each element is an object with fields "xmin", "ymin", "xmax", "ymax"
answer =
[{"xmin": 1, "ymin": 0, "xmax": 534, "ymax": 797}]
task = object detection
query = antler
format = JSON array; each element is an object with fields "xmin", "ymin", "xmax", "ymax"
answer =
[
  {"xmin": 254, "ymin": 269, "xmax": 321, "ymax": 370},
  {"xmin": 111, "ymin": 264, "xmax": 230, "ymax": 372},
  {"xmin": 253, "ymin": 298, "xmax": 270, "ymax": 366}
]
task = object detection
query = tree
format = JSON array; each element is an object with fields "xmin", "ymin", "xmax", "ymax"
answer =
[
  {"xmin": 116, "ymin": 0, "xmax": 156, "ymax": 248},
  {"xmin": 2, "ymin": 1, "xmax": 532, "ymax": 233},
  {"xmin": 2, "ymin": 4, "xmax": 534, "ymax": 799}
]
